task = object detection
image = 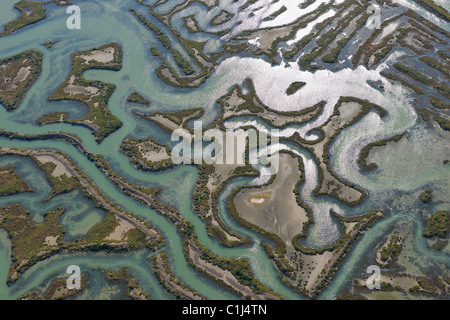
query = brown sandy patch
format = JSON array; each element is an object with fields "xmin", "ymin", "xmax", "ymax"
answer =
[
  {"xmin": 249, "ymin": 193, "xmax": 271, "ymax": 206},
  {"xmin": 63, "ymin": 75, "xmax": 99, "ymax": 96},
  {"xmin": 44, "ymin": 236, "xmax": 58, "ymax": 246},
  {"xmin": 138, "ymin": 140, "xmax": 170, "ymax": 162},
  {"xmin": 80, "ymin": 47, "xmax": 115, "ymax": 64},
  {"xmin": 35, "ymin": 154, "xmax": 72, "ymax": 177},
  {"xmin": 106, "ymin": 218, "xmax": 135, "ymax": 241},
  {"xmin": 234, "ymin": 153, "xmax": 309, "ymax": 250}
]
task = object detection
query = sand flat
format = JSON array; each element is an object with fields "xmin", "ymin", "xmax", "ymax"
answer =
[
  {"xmin": 81, "ymin": 47, "xmax": 115, "ymax": 64},
  {"xmin": 35, "ymin": 154, "xmax": 72, "ymax": 177},
  {"xmin": 106, "ymin": 218, "xmax": 135, "ymax": 241},
  {"xmin": 234, "ymin": 153, "xmax": 309, "ymax": 250}
]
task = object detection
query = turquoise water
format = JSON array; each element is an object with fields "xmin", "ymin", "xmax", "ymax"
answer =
[
  {"xmin": 0, "ymin": 0, "xmax": 448, "ymax": 300},
  {"xmin": 0, "ymin": 155, "xmax": 104, "ymax": 237}
]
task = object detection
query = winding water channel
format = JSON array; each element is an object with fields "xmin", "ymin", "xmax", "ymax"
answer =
[{"xmin": 0, "ymin": 0, "xmax": 448, "ymax": 300}]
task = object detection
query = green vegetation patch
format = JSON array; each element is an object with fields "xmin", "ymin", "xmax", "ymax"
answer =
[
  {"xmin": 0, "ymin": 49, "xmax": 43, "ymax": 110},
  {"xmin": 84, "ymin": 212, "xmax": 119, "ymax": 243},
  {"xmin": 127, "ymin": 92, "xmax": 150, "ymax": 105},
  {"xmin": 150, "ymin": 46, "xmax": 161, "ymax": 57},
  {"xmin": 0, "ymin": 204, "xmax": 65, "ymax": 281},
  {"xmin": 151, "ymin": 251, "xmax": 205, "ymax": 300},
  {"xmin": 380, "ymin": 235, "xmax": 403, "ymax": 265},
  {"xmin": 193, "ymin": 238, "xmax": 277, "ymax": 296},
  {"xmin": 359, "ymin": 133, "xmax": 405, "ymax": 170},
  {"xmin": 46, "ymin": 43, "xmax": 123, "ymax": 142},
  {"xmin": 300, "ymin": 5, "xmax": 365, "ymax": 69},
  {"xmin": 124, "ymin": 228, "xmax": 147, "ymax": 247},
  {"xmin": 419, "ymin": 189, "xmax": 433, "ymax": 203},
  {"xmin": 130, "ymin": 9, "xmax": 195, "ymax": 76},
  {"xmin": 263, "ymin": 6, "xmax": 287, "ymax": 21},
  {"xmin": 293, "ymin": 209, "xmax": 384, "ymax": 255},
  {"xmin": 103, "ymin": 268, "xmax": 150, "ymax": 300},
  {"xmin": 36, "ymin": 160, "xmax": 81, "ymax": 200},
  {"xmin": 120, "ymin": 137, "xmax": 174, "ymax": 172},
  {"xmin": 0, "ymin": 0, "xmax": 46, "ymax": 37},
  {"xmin": 380, "ymin": 71, "xmax": 424, "ymax": 94},
  {"xmin": 393, "ymin": 63, "xmax": 433, "ymax": 85},
  {"xmin": 412, "ymin": 0, "xmax": 450, "ymax": 22},
  {"xmin": 0, "ymin": 166, "xmax": 33, "ymax": 196},
  {"xmin": 210, "ymin": 10, "xmax": 234, "ymax": 26},
  {"xmin": 41, "ymin": 41, "xmax": 58, "ymax": 49},
  {"xmin": 420, "ymin": 56, "xmax": 450, "ymax": 78},
  {"xmin": 422, "ymin": 211, "xmax": 450, "ymax": 239},
  {"xmin": 418, "ymin": 108, "xmax": 450, "ymax": 132},
  {"xmin": 429, "ymin": 96, "xmax": 449, "ymax": 110},
  {"xmin": 286, "ymin": 81, "xmax": 306, "ymax": 96}
]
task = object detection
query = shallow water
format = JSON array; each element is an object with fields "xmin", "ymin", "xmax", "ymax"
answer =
[{"xmin": 0, "ymin": 0, "xmax": 448, "ymax": 300}]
